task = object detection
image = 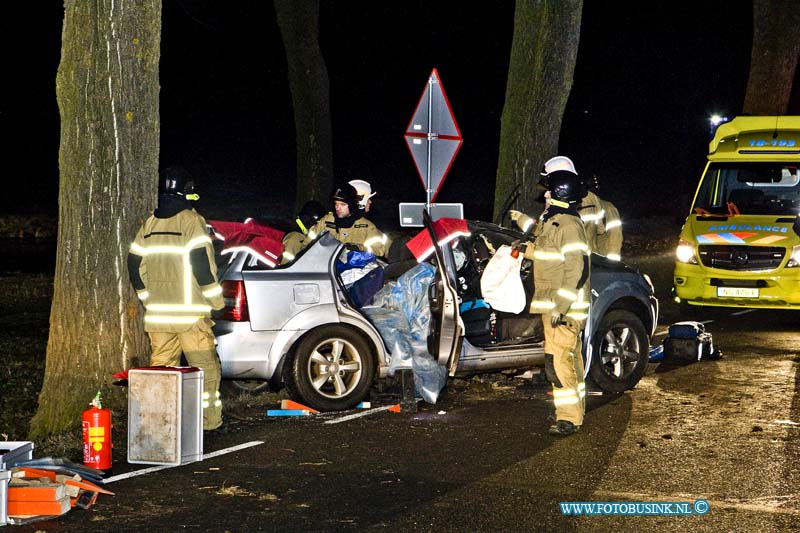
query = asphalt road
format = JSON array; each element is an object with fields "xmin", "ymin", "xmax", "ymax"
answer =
[{"xmin": 15, "ymin": 252, "xmax": 800, "ymax": 532}]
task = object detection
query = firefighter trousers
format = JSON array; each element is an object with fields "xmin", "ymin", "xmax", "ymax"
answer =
[
  {"xmin": 542, "ymin": 320, "xmax": 586, "ymax": 426},
  {"xmin": 148, "ymin": 319, "xmax": 223, "ymax": 431}
]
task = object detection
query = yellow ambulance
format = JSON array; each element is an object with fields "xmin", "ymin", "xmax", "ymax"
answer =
[{"xmin": 675, "ymin": 116, "xmax": 800, "ymax": 310}]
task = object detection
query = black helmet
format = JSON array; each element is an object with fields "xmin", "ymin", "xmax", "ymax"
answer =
[
  {"xmin": 296, "ymin": 200, "xmax": 325, "ymax": 232},
  {"xmin": 160, "ymin": 165, "xmax": 198, "ymax": 200},
  {"xmin": 331, "ymin": 184, "xmax": 361, "ymax": 214},
  {"xmin": 546, "ymin": 170, "xmax": 585, "ymax": 203}
]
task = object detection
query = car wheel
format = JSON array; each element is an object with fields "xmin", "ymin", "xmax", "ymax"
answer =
[
  {"xmin": 588, "ymin": 309, "xmax": 649, "ymax": 393},
  {"xmin": 284, "ymin": 326, "xmax": 375, "ymax": 412}
]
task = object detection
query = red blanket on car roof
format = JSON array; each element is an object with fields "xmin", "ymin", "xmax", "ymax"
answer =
[
  {"xmin": 207, "ymin": 219, "xmax": 285, "ymax": 268},
  {"xmin": 406, "ymin": 218, "xmax": 470, "ymax": 262}
]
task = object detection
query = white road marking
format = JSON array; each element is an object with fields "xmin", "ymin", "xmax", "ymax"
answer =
[
  {"xmin": 324, "ymin": 400, "xmax": 422, "ymax": 425},
  {"xmin": 202, "ymin": 440, "xmax": 265, "ymax": 459},
  {"xmin": 324, "ymin": 405, "xmax": 397, "ymax": 424},
  {"xmin": 731, "ymin": 309, "xmax": 755, "ymax": 316},
  {"xmin": 102, "ymin": 441, "xmax": 264, "ymax": 484}
]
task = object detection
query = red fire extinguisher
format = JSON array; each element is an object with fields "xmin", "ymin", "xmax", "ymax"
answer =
[{"xmin": 82, "ymin": 391, "xmax": 112, "ymax": 470}]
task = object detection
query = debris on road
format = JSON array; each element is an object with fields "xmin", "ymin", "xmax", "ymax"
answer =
[
  {"xmin": 280, "ymin": 400, "xmax": 320, "ymax": 413},
  {"xmin": 267, "ymin": 409, "xmax": 313, "ymax": 417},
  {"xmin": 3, "ymin": 463, "xmax": 113, "ymax": 525}
]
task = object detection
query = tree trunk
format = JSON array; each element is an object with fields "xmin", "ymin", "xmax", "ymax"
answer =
[
  {"xmin": 742, "ymin": 0, "xmax": 800, "ymax": 115},
  {"xmin": 274, "ymin": 0, "xmax": 334, "ymax": 211},
  {"xmin": 494, "ymin": 0, "xmax": 582, "ymax": 220},
  {"xmin": 30, "ymin": 0, "xmax": 160, "ymax": 438}
]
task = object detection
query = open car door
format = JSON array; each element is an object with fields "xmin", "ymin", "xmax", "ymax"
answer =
[{"xmin": 423, "ymin": 211, "xmax": 463, "ymax": 376}]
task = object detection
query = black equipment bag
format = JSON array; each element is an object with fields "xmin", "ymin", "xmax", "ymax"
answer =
[
  {"xmin": 460, "ymin": 299, "xmax": 496, "ymax": 345},
  {"xmin": 662, "ymin": 321, "xmax": 720, "ymax": 362}
]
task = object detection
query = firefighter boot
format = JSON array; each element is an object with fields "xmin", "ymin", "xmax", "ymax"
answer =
[{"xmin": 549, "ymin": 420, "xmax": 580, "ymax": 436}]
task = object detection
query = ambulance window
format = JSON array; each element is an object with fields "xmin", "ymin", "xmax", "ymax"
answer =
[
  {"xmin": 693, "ymin": 163, "xmax": 800, "ymax": 215},
  {"xmin": 692, "ymin": 166, "xmax": 726, "ymax": 213},
  {"xmin": 736, "ymin": 165, "xmax": 795, "ymax": 185}
]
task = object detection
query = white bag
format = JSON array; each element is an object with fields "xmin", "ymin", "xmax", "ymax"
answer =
[{"xmin": 479, "ymin": 244, "xmax": 525, "ymax": 314}]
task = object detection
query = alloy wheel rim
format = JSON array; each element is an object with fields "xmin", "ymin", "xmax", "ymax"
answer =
[
  {"xmin": 601, "ymin": 323, "xmax": 640, "ymax": 378},
  {"xmin": 306, "ymin": 337, "xmax": 363, "ymax": 399}
]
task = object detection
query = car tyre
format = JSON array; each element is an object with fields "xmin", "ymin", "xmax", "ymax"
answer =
[
  {"xmin": 285, "ymin": 326, "xmax": 375, "ymax": 412},
  {"xmin": 588, "ymin": 309, "xmax": 649, "ymax": 393},
  {"xmin": 228, "ymin": 379, "xmax": 273, "ymax": 394}
]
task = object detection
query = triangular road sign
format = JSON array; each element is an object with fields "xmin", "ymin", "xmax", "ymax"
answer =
[{"xmin": 404, "ymin": 69, "xmax": 463, "ymax": 203}]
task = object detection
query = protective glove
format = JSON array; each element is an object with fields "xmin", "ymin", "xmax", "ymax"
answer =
[
  {"xmin": 209, "ymin": 293, "xmax": 225, "ymax": 311},
  {"xmin": 509, "ymin": 210, "xmax": 535, "ymax": 233},
  {"xmin": 550, "ymin": 312, "xmax": 563, "ymax": 328}
]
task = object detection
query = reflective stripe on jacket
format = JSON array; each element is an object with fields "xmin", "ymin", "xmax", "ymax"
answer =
[
  {"xmin": 595, "ymin": 198, "xmax": 623, "ymax": 261},
  {"xmin": 529, "ymin": 212, "xmax": 590, "ymax": 323},
  {"xmin": 578, "ymin": 191, "xmax": 606, "ymax": 252},
  {"xmin": 305, "ymin": 212, "xmax": 390, "ymax": 258},
  {"xmin": 129, "ymin": 209, "xmax": 223, "ymax": 332}
]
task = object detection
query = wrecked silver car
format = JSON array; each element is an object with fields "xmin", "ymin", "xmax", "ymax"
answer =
[{"xmin": 212, "ymin": 219, "xmax": 658, "ymax": 412}]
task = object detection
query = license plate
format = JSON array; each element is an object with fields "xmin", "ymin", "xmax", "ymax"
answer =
[{"xmin": 717, "ymin": 287, "xmax": 759, "ymax": 298}]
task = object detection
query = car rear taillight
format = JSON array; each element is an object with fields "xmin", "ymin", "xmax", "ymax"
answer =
[{"xmin": 218, "ymin": 280, "xmax": 249, "ymax": 322}]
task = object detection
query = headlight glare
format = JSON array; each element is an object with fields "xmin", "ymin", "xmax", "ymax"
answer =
[
  {"xmin": 786, "ymin": 244, "xmax": 800, "ymax": 267},
  {"xmin": 676, "ymin": 239, "xmax": 697, "ymax": 264}
]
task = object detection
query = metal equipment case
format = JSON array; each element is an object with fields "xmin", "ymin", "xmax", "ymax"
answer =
[
  {"xmin": 127, "ymin": 368, "xmax": 204, "ymax": 466},
  {"xmin": 0, "ymin": 441, "xmax": 34, "ymax": 526}
]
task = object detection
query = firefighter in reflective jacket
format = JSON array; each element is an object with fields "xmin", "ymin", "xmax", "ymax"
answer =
[
  {"xmin": 588, "ymin": 175, "xmax": 623, "ymax": 261},
  {"xmin": 541, "ymin": 156, "xmax": 607, "ymax": 253},
  {"xmin": 524, "ymin": 157, "xmax": 622, "ymax": 259},
  {"xmin": 288, "ymin": 183, "xmax": 389, "ymax": 259},
  {"xmin": 527, "ymin": 168, "xmax": 590, "ymax": 437},
  {"xmin": 127, "ymin": 167, "xmax": 225, "ymax": 431}
]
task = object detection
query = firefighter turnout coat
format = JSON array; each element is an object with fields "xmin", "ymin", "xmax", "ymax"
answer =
[
  {"xmin": 578, "ymin": 190, "xmax": 606, "ymax": 253},
  {"xmin": 595, "ymin": 197, "xmax": 623, "ymax": 261},
  {"xmin": 129, "ymin": 209, "xmax": 224, "ymax": 329},
  {"xmin": 528, "ymin": 211, "xmax": 590, "ymax": 426},
  {"xmin": 305, "ymin": 212, "xmax": 390, "ymax": 258}
]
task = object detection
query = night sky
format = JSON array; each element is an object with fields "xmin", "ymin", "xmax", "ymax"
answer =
[{"xmin": 4, "ymin": 1, "xmax": 756, "ymax": 228}]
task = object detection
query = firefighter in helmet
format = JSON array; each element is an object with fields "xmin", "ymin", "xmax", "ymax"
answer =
[
  {"xmin": 301, "ymin": 183, "xmax": 390, "ymax": 258},
  {"xmin": 510, "ymin": 156, "xmax": 619, "ymax": 259},
  {"xmin": 542, "ymin": 156, "xmax": 607, "ymax": 253},
  {"xmin": 127, "ymin": 166, "xmax": 225, "ymax": 431},
  {"xmin": 586, "ymin": 174, "xmax": 623, "ymax": 261},
  {"xmin": 528, "ymin": 164, "xmax": 590, "ymax": 436}
]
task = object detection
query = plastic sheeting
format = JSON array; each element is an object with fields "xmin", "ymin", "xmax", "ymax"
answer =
[{"xmin": 362, "ymin": 262, "xmax": 448, "ymax": 403}]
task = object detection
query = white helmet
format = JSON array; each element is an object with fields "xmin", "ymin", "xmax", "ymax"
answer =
[
  {"xmin": 348, "ymin": 179, "xmax": 376, "ymax": 209},
  {"xmin": 541, "ymin": 156, "xmax": 577, "ymax": 176}
]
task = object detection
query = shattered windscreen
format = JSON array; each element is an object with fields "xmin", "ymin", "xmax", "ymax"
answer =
[{"xmin": 692, "ymin": 162, "xmax": 800, "ymax": 215}]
